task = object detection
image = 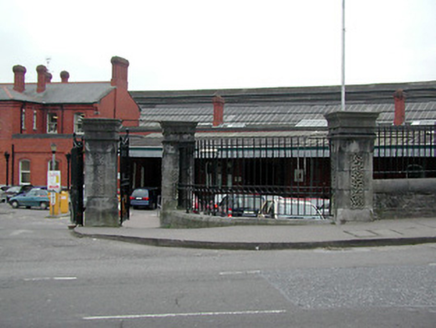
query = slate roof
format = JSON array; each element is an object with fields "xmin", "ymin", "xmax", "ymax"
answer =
[
  {"xmin": 131, "ymin": 81, "xmax": 436, "ymax": 129},
  {"xmin": 0, "ymin": 82, "xmax": 115, "ymax": 104}
]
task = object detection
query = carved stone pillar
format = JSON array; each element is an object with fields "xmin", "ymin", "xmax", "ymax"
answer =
[
  {"xmin": 82, "ymin": 118, "xmax": 121, "ymax": 227},
  {"xmin": 160, "ymin": 121, "xmax": 197, "ymax": 226},
  {"xmin": 325, "ymin": 111, "xmax": 379, "ymax": 223}
]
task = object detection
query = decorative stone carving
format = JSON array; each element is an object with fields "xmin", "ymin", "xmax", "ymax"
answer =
[{"xmin": 350, "ymin": 153, "xmax": 364, "ymax": 209}]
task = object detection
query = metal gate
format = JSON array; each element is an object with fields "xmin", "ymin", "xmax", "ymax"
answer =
[
  {"xmin": 70, "ymin": 134, "xmax": 84, "ymax": 225},
  {"xmin": 119, "ymin": 130, "xmax": 131, "ymax": 224}
]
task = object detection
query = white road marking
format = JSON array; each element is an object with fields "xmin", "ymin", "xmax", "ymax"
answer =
[
  {"xmin": 53, "ymin": 276, "xmax": 77, "ymax": 280},
  {"xmin": 10, "ymin": 229, "xmax": 33, "ymax": 236},
  {"xmin": 24, "ymin": 277, "xmax": 77, "ymax": 281},
  {"xmin": 83, "ymin": 309, "xmax": 286, "ymax": 320},
  {"xmin": 24, "ymin": 277, "xmax": 51, "ymax": 281},
  {"xmin": 219, "ymin": 270, "xmax": 261, "ymax": 276}
]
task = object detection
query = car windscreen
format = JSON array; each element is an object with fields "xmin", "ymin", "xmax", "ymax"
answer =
[
  {"xmin": 234, "ymin": 196, "xmax": 263, "ymax": 209},
  {"xmin": 277, "ymin": 202, "xmax": 318, "ymax": 216},
  {"xmin": 131, "ymin": 189, "xmax": 149, "ymax": 198}
]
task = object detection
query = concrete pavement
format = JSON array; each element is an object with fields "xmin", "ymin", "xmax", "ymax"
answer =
[{"xmin": 72, "ymin": 209, "xmax": 436, "ymax": 250}]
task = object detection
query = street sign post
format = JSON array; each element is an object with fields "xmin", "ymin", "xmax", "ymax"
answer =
[
  {"xmin": 47, "ymin": 170, "xmax": 61, "ymax": 192},
  {"xmin": 47, "ymin": 170, "xmax": 61, "ymax": 216}
]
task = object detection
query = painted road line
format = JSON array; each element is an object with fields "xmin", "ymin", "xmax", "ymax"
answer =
[
  {"xmin": 219, "ymin": 270, "xmax": 261, "ymax": 275},
  {"xmin": 53, "ymin": 277, "xmax": 77, "ymax": 280},
  {"xmin": 24, "ymin": 277, "xmax": 77, "ymax": 281},
  {"xmin": 83, "ymin": 309, "xmax": 286, "ymax": 320}
]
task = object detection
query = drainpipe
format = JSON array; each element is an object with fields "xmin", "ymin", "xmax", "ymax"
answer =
[{"xmin": 11, "ymin": 145, "xmax": 15, "ymax": 185}]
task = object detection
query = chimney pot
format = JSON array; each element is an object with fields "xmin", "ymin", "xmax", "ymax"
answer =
[
  {"xmin": 36, "ymin": 65, "xmax": 47, "ymax": 93},
  {"xmin": 110, "ymin": 56, "xmax": 129, "ymax": 89},
  {"xmin": 212, "ymin": 95, "xmax": 225, "ymax": 127},
  {"xmin": 46, "ymin": 72, "xmax": 52, "ymax": 83},
  {"xmin": 60, "ymin": 70, "xmax": 70, "ymax": 83},
  {"xmin": 12, "ymin": 65, "xmax": 26, "ymax": 92},
  {"xmin": 393, "ymin": 89, "xmax": 406, "ymax": 126}
]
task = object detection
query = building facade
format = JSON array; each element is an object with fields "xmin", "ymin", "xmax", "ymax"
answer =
[
  {"xmin": 128, "ymin": 81, "xmax": 436, "ymax": 189},
  {"xmin": 0, "ymin": 56, "xmax": 139, "ymax": 188}
]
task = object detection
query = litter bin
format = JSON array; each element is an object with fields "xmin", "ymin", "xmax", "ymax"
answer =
[{"xmin": 60, "ymin": 191, "xmax": 69, "ymax": 214}]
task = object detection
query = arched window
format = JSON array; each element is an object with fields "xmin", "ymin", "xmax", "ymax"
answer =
[
  {"xmin": 33, "ymin": 110, "xmax": 37, "ymax": 130},
  {"xmin": 47, "ymin": 112, "xmax": 58, "ymax": 133},
  {"xmin": 19, "ymin": 160, "xmax": 31, "ymax": 185},
  {"xmin": 21, "ymin": 108, "xmax": 26, "ymax": 132},
  {"xmin": 74, "ymin": 113, "xmax": 85, "ymax": 134}
]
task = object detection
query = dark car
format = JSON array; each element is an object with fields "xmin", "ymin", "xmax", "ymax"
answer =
[
  {"xmin": 130, "ymin": 187, "xmax": 160, "ymax": 209},
  {"xmin": 5, "ymin": 185, "xmax": 34, "ymax": 202},
  {"xmin": 217, "ymin": 194, "xmax": 265, "ymax": 217},
  {"xmin": 8, "ymin": 188, "xmax": 50, "ymax": 210}
]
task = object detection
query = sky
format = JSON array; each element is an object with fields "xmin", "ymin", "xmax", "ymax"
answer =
[{"xmin": 1, "ymin": 0, "xmax": 435, "ymax": 91}]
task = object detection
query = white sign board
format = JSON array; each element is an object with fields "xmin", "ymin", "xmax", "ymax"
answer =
[{"xmin": 47, "ymin": 170, "xmax": 61, "ymax": 192}]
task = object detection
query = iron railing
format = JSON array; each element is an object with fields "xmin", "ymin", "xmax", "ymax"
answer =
[
  {"xmin": 182, "ymin": 134, "xmax": 331, "ymax": 217},
  {"xmin": 374, "ymin": 125, "xmax": 436, "ymax": 179}
]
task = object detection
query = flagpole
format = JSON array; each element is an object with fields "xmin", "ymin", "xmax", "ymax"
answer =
[{"xmin": 341, "ymin": 0, "xmax": 346, "ymax": 111}]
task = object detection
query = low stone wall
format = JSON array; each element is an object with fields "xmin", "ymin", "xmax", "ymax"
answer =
[
  {"xmin": 160, "ymin": 210, "xmax": 333, "ymax": 229},
  {"xmin": 373, "ymin": 178, "xmax": 436, "ymax": 220}
]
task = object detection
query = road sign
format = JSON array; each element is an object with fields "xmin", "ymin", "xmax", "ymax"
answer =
[{"xmin": 47, "ymin": 170, "xmax": 61, "ymax": 192}]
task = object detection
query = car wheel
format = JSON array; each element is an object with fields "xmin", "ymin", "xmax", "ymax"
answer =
[
  {"xmin": 10, "ymin": 201, "xmax": 19, "ymax": 208},
  {"xmin": 40, "ymin": 202, "xmax": 48, "ymax": 210}
]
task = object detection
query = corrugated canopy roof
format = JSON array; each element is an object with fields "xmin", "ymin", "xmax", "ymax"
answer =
[
  {"xmin": 132, "ymin": 81, "xmax": 436, "ymax": 128},
  {"xmin": 137, "ymin": 101, "xmax": 436, "ymax": 128}
]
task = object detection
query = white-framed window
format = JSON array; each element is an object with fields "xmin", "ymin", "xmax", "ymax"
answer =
[
  {"xmin": 48, "ymin": 160, "xmax": 59, "ymax": 171},
  {"xmin": 33, "ymin": 110, "xmax": 37, "ymax": 130},
  {"xmin": 47, "ymin": 112, "xmax": 58, "ymax": 133},
  {"xmin": 74, "ymin": 113, "xmax": 85, "ymax": 134},
  {"xmin": 21, "ymin": 108, "xmax": 26, "ymax": 131},
  {"xmin": 19, "ymin": 160, "xmax": 31, "ymax": 185}
]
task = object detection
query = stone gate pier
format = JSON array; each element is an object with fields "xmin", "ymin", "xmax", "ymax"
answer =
[
  {"xmin": 160, "ymin": 121, "xmax": 197, "ymax": 227},
  {"xmin": 325, "ymin": 111, "xmax": 380, "ymax": 224},
  {"xmin": 82, "ymin": 118, "xmax": 121, "ymax": 227}
]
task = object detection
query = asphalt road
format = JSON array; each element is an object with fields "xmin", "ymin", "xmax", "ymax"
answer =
[{"xmin": 1, "ymin": 202, "xmax": 436, "ymax": 328}]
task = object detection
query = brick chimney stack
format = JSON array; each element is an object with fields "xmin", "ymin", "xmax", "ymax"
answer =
[
  {"xmin": 60, "ymin": 71, "xmax": 70, "ymax": 83},
  {"xmin": 36, "ymin": 65, "xmax": 47, "ymax": 93},
  {"xmin": 110, "ymin": 56, "xmax": 129, "ymax": 89},
  {"xmin": 212, "ymin": 95, "xmax": 225, "ymax": 127},
  {"xmin": 13, "ymin": 65, "xmax": 26, "ymax": 92},
  {"xmin": 393, "ymin": 89, "xmax": 405, "ymax": 126}
]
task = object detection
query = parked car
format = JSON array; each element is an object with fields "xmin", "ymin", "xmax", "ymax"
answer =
[
  {"xmin": 5, "ymin": 185, "xmax": 34, "ymax": 202},
  {"xmin": 217, "ymin": 194, "xmax": 265, "ymax": 217},
  {"xmin": 8, "ymin": 188, "xmax": 50, "ymax": 210},
  {"xmin": 0, "ymin": 185, "xmax": 9, "ymax": 203},
  {"xmin": 306, "ymin": 198, "xmax": 331, "ymax": 217},
  {"xmin": 258, "ymin": 197, "xmax": 324, "ymax": 220},
  {"xmin": 130, "ymin": 187, "xmax": 160, "ymax": 209}
]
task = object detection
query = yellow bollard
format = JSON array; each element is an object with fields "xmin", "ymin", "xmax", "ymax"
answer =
[
  {"xmin": 60, "ymin": 191, "xmax": 69, "ymax": 214},
  {"xmin": 49, "ymin": 192, "xmax": 60, "ymax": 217}
]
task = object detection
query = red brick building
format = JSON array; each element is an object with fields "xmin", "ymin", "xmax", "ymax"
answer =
[{"xmin": 0, "ymin": 56, "xmax": 139, "ymax": 188}]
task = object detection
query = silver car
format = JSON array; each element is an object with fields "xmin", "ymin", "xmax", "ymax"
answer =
[{"xmin": 258, "ymin": 197, "xmax": 324, "ymax": 220}]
